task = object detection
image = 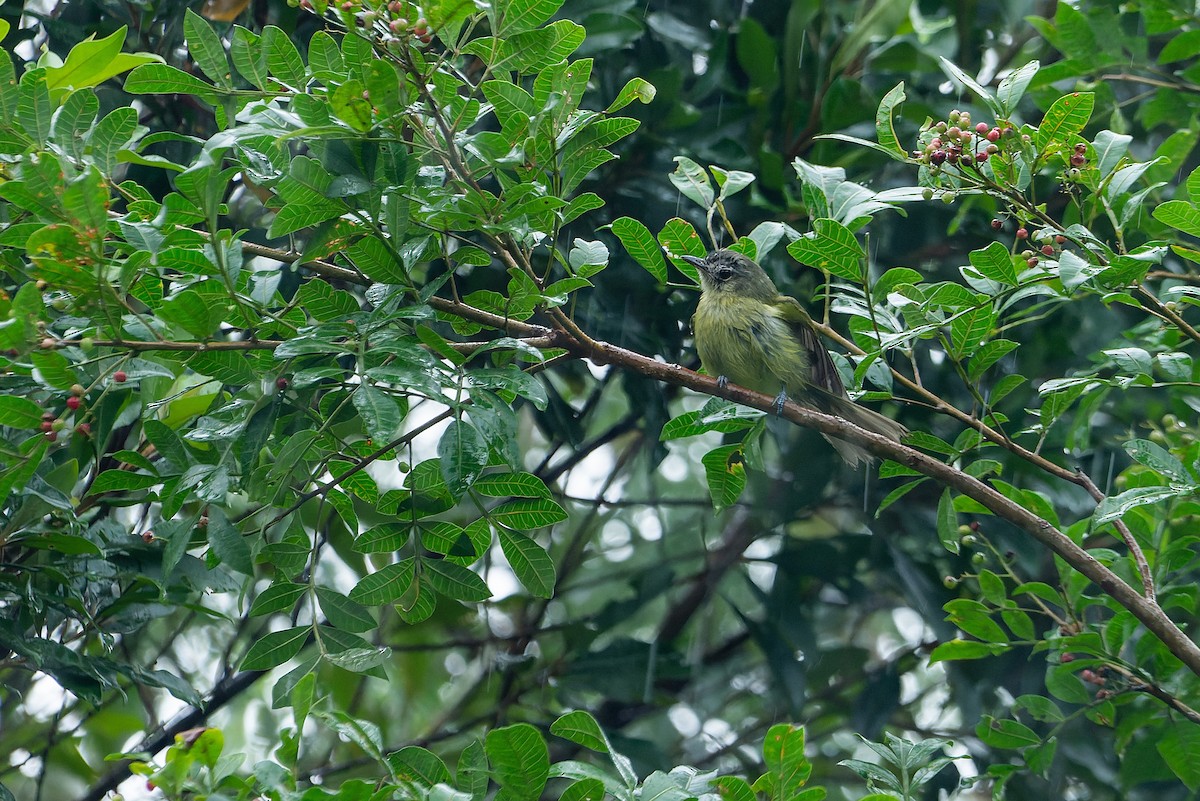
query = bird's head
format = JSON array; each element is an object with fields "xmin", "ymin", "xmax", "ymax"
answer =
[{"xmin": 681, "ymin": 249, "xmax": 779, "ymax": 301}]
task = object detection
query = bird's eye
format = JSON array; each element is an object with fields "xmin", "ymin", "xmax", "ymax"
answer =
[{"xmin": 714, "ymin": 267, "xmax": 733, "ymax": 281}]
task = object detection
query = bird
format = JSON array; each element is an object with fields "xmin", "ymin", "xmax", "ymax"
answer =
[{"xmin": 682, "ymin": 249, "xmax": 906, "ymax": 466}]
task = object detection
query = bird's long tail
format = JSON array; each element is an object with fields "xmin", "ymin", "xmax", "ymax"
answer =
[{"xmin": 817, "ymin": 394, "xmax": 907, "ymax": 468}]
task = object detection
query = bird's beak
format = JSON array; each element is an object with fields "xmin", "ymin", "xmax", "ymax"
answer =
[{"xmin": 680, "ymin": 255, "xmax": 708, "ymax": 272}]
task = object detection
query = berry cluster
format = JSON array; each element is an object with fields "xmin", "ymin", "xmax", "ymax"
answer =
[
  {"xmin": 914, "ymin": 110, "xmax": 1014, "ymax": 169},
  {"xmin": 40, "ymin": 383, "xmax": 91, "ymax": 443},
  {"xmin": 295, "ymin": 0, "xmax": 435, "ymax": 47},
  {"xmin": 1064, "ymin": 141, "xmax": 1089, "ymax": 181}
]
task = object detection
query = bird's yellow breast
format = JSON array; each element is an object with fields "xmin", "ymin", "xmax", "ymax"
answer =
[{"xmin": 693, "ymin": 293, "xmax": 802, "ymax": 395}]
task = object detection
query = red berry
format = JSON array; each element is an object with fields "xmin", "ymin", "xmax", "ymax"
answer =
[
  {"xmin": 990, "ymin": 219, "xmax": 1003, "ymax": 230},
  {"xmin": 1055, "ymin": 235, "xmax": 1066, "ymax": 244},
  {"xmin": 113, "ymin": 371, "xmax": 127, "ymax": 383},
  {"xmin": 1041, "ymin": 244, "xmax": 1055, "ymax": 256},
  {"xmin": 276, "ymin": 377, "xmax": 290, "ymax": 391},
  {"xmin": 986, "ymin": 128, "xmax": 1001, "ymax": 142},
  {"xmin": 975, "ymin": 122, "xmax": 989, "ymax": 134},
  {"xmin": 142, "ymin": 531, "xmax": 155, "ymax": 543},
  {"xmin": 45, "ymin": 431, "xmax": 57, "ymax": 442},
  {"xmin": 1061, "ymin": 653, "xmax": 1075, "ymax": 663},
  {"xmin": 1070, "ymin": 153, "xmax": 1086, "ymax": 167},
  {"xmin": 1074, "ymin": 142, "xmax": 1087, "ymax": 154},
  {"xmin": 76, "ymin": 423, "xmax": 91, "ymax": 436},
  {"xmin": 975, "ymin": 152, "xmax": 988, "ymax": 162},
  {"xmin": 930, "ymin": 150, "xmax": 947, "ymax": 166},
  {"xmin": 1026, "ymin": 257, "xmax": 1039, "ymax": 267},
  {"xmin": 41, "ymin": 420, "xmax": 54, "ymax": 432},
  {"xmin": 66, "ymin": 396, "xmax": 81, "ymax": 411},
  {"xmin": 1016, "ymin": 227, "xmax": 1028, "ymax": 239}
]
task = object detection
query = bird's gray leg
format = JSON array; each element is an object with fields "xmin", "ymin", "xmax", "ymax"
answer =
[
  {"xmin": 772, "ymin": 390, "xmax": 788, "ymax": 416},
  {"xmin": 716, "ymin": 375, "xmax": 729, "ymax": 391}
]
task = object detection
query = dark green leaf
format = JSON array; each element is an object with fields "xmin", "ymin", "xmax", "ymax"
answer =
[{"xmin": 241, "ymin": 626, "xmax": 308, "ymax": 670}]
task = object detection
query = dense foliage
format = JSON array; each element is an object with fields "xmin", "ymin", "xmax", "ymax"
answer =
[{"xmin": 1, "ymin": 1, "xmax": 1199, "ymax": 800}]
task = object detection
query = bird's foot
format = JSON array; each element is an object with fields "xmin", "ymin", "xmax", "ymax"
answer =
[
  {"xmin": 772, "ymin": 390, "xmax": 788, "ymax": 416},
  {"xmin": 716, "ymin": 375, "xmax": 729, "ymax": 391}
]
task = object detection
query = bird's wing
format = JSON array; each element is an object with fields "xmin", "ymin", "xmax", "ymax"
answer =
[{"xmin": 771, "ymin": 295, "xmax": 846, "ymax": 397}]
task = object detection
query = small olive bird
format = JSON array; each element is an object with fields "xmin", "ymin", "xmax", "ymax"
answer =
[{"xmin": 682, "ymin": 249, "xmax": 905, "ymax": 466}]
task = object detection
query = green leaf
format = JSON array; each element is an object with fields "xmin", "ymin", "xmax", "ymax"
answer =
[
  {"xmin": 1095, "ymin": 485, "xmax": 1189, "ymax": 524},
  {"xmin": 331, "ymin": 79, "xmax": 373, "ymax": 132},
  {"xmin": 658, "ymin": 217, "xmax": 706, "ymax": 282},
  {"xmin": 353, "ymin": 384, "xmax": 403, "ymax": 442},
  {"xmin": 1035, "ymin": 92, "xmax": 1094, "ymax": 153},
  {"xmin": 757, "ymin": 724, "xmax": 812, "ymax": 801},
  {"xmin": 498, "ymin": 529, "xmax": 555, "ymax": 598},
  {"xmin": 250, "ymin": 582, "xmax": 307, "ymax": 617},
  {"xmin": 491, "ymin": 498, "xmax": 568, "ymax": 530},
  {"xmin": 928, "ymin": 639, "xmax": 1004, "ymax": 664},
  {"xmin": 938, "ymin": 56, "xmax": 1002, "ymax": 116},
  {"xmin": 457, "ymin": 740, "xmax": 489, "ymax": 799},
  {"xmin": 388, "ymin": 745, "xmax": 452, "ymax": 787},
  {"xmin": 669, "ymin": 156, "xmax": 714, "ymax": 209},
  {"xmin": 976, "ymin": 716, "xmax": 1040, "ymax": 749},
  {"xmin": 348, "ymin": 559, "xmax": 416, "ymax": 605},
  {"xmin": 559, "ymin": 779, "xmax": 605, "ymax": 801},
  {"xmin": 438, "ymin": 419, "xmax": 488, "ymax": 496},
  {"xmin": 316, "ymin": 587, "xmax": 375, "ymax": 632},
  {"xmin": 207, "ymin": 508, "xmax": 253, "ymax": 575},
  {"xmin": 87, "ymin": 470, "xmax": 161, "ymax": 494},
  {"xmin": 610, "ymin": 217, "xmax": 667, "ymax": 282},
  {"xmin": 16, "ymin": 69, "xmax": 52, "ymax": 144},
  {"xmin": 425, "ymin": 560, "xmax": 491, "ymax": 602},
  {"xmin": 945, "ymin": 599, "xmax": 1009, "ymax": 643},
  {"xmin": 936, "ymin": 489, "xmax": 959, "ymax": 554},
  {"xmin": 485, "ymin": 723, "xmax": 549, "ymax": 801},
  {"xmin": 124, "ymin": 63, "xmax": 217, "ymax": 99},
  {"xmin": 309, "ymin": 31, "xmax": 345, "ymax": 82},
  {"xmin": 874, "ymin": 82, "xmax": 906, "ymax": 157},
  {"xmin": 1153, "ymin": 199, "xmax": 1200, "ymax": 238},
  {"xmin": 230, "ymin": 27, "xmax": 267, "ymax": 89},
  {"xmin": 607, "ymin": 77, "xmax": 656, "ymax": 113},
  {"xmin": 967, "ymin": 339, "xmax": 1018, "ymax": 381},
  {"xmin": 44, "ymin": 27, "xmax": 162, "ymax": 93},
  {"xmin": 969, "ymin": 241, "xmax": 1018, "ymax": 284},
  {"xmin": 996, "ymin": 60, "xmax": 1039, "ymax": 116},
  {"xmin": 264, "ymin": 26, "xmax": 306, "ymax": 88},
  {"xmin": 474, "ymin": 471, "xmax": 551, "ymax": 498},
  {"xmin": 701, "ymin": 444, "xmax": 746, "ymax": 513},
  {"xmin": 0, "ymin": 395, "xmax": 49, "ymax": 429},
  {"xmin": 241, "ymin": 626, "xmax": 308, "ymax": 670},
  {"xmin": 550, "ymin": 711, "xmax": 608, "ymax": 752},
  {"xmin": 184, "ymin": 10, "xmax": 231, "ymax": 88},
  {"xmin": 787, "ymin": 218, "xmax": 865, "ymax": 281},
  {"xmin": 1157, "ymin": 721, "xmax": 1200, "ymax": 790},
  {"xmin": 712, "ymin": 776, "xmax": 756, "ymax": 801},
  {"xmin": 1124, "ymin": 438, "xmax": 1193, "ymax": 484}
]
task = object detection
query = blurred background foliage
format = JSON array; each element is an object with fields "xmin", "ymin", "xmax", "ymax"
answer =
[{"xmin": 2, "ymin": 0, "xmax": 1199, "ymax": 800}]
